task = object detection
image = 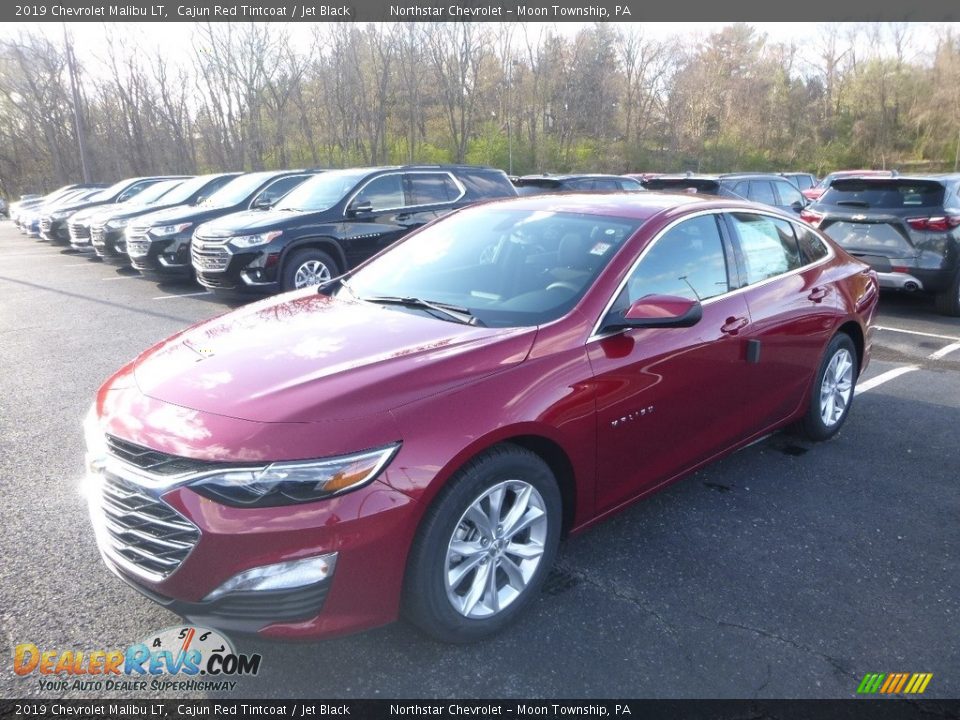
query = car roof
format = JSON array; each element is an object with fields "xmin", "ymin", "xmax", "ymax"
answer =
[
  {"xmin": 474, "ymin": 190, "xmax": 754, "ymax": 221},
  {"xmin": 516, "ymin": 173, "xmax": 634, "ymax": 181}
]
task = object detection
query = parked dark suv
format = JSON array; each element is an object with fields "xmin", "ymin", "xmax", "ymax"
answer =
[
  {"xmin": 803, "ymin": 174, "xmax": 960, "ymax": 315},
  {"xmin": 191, "ymin": 165, "xmax": 517, "ymax": 293},
  {"xmin": 512, "ymin": 174, "xmax": 644, "ymax": 195},
  {"xmin": 128, "ymin": 170, "xmax": 317, "ymax": 280},
  {"xmin": 642, "ymin": 173, "xmax": 808, "ymax": 214},
  {"xmin": 92, "ymin": 173, "xmax": 241, "ymax": 263}
]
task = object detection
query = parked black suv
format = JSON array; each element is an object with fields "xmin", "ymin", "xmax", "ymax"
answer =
[
  {"xmin": 42, "ymin": 176, "xmax": 185, "ymax": 245},
  {"xmin": 803, "ymin": 174, "xmax": 960, "ymax": 316},
  {"xmin": 91, "ymin": 173, "xmax": 241, "ymax": 263},
  {"xmin": 128, "ymin": 170, "xmax": 317, "ymax": 279},
  {"xmin": 512, "ymin": 174, "xmax": 644, "ymax": 195},
  {"xmin": 191, "ymin": 165, "xmax": 517, "ymax": 293},
  {"xmin": 642, "ymin": 173, "xmax": 808, "ymax": 214}
]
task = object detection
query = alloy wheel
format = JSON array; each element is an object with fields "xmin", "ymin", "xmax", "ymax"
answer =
[
  {"xmin": 293, "ymin": 260, "xmax": 331, "ymax": 289},
  {"xmin": 444, "ymin": 480, "xmax": 548, "ymax": 619},
  {"xmin": 819, "ymin": 347, "xmax": 854, "ymax": 427}
]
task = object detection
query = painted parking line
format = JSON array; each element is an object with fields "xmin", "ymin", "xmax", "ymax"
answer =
[
  {"xmin": 152, "ymin": 291, "xmax": 211, "ymax": 300},
  {"xmin": 929, "ymin": 341, "xmax": 960, "ymax": 360},
  {"xmin": 875, "ymin": 325, "xmax": 960, "ymax": 343},
  {"xmin": 101, "ymin": 275, "xmax": 140, "ymax": 281},
  {"xmin": 855, "ymin": 366, "xmax": 919, "ymax": 395}
]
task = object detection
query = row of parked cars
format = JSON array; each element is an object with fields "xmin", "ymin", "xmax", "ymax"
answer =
[{"xmin": 8, "ymin": 165, "xmax": 960, "ymax": 314}]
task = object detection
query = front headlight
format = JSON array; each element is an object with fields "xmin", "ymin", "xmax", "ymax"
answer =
[
  {"xmin": 83, "ymin": 404, "xmax": 108, "ymax": 475},
  {"xmin": 229, "ymin": 230, "xmax": 282, "ymax": 249},
  {"xmin": 152, "ymin": 222, "xmax": 193, "ymax": 237},
  {"xmin": 50, "ymin": 210, "xmax": 72, "ymax": 221},
  {"xmin": 190, "ymin": 443, "xmax": 400, "ymax": 507},
  {"xmin": 106, "ymin": 217, "xmax": 129, "ymax": 230}
]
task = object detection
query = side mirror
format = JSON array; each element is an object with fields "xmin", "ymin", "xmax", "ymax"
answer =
[
  {"xmin": 602, "ymin": 294, "xmax": 703, "ymax": 333},
  {"xmin": 251, "ymin": 196, "xmax": 273, "ymax": 210},
  {"xmin": 791, "ymin": 200, "xmax": 806, "ymax": 213},
  {"xmin": 195, "ymin": 195, "xmax": 208, "ymax": 205},
  {"xmin": 347, "ymin": 200, "xmax": 373, "ymax": 218}
]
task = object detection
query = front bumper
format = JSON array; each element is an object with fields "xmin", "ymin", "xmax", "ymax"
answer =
[
  {"xmin": 128, "ymin": 233, "xmax": 194, "ymax": 277},
  {"xmin": 193, "ymin": 240, "xmax": 281, "ymax": 293},
  {"xmin": 41, "ymin": 218, "xmax": 71, "ymax": 244},
  {"xmin": 92, "ymin": 226, "xmax": 131, "ymax": 263},
  {"xmin": 86, "ymin": 456, "xmax": 419, "ymax": 639}
]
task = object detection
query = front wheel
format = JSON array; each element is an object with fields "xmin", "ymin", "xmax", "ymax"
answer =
[
  {"xmin": 800, "ymin": 333, "xmax": 858, "ymax": 441},
  {"xmin": 281, "ymin": 248, "xmax": 339, "ymax": 292},
  {"xmin": 404, "ymin": 445, "xmax": 562, "ymax": 643}
]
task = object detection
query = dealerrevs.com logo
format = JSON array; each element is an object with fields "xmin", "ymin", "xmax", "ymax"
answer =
[
  {"xmin": 14, "ymin": 626, "xmax": 262, "ymax": 693},
  {"xmin": 857, "ymin": 673, "xmax": 933, "ymax": 695}
]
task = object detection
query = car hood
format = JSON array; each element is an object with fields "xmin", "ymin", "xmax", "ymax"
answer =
[
  {"xmin": 197, "ymin": 208, "xmax": 309, "ymax": 237},
  {"xmin": 132, "ymin": 291, "xmax": 536, "ymax": 423},
  {"xmin": 136, "ymin": 203, "xmax": 235, "ymax": 228},
  {"xmin": 98, "ymin": 202, "xmax": 189, "ymax": 224},
  {"xmin": 70, "ymin": 205, "xmax": 113, "ymax": 224}
]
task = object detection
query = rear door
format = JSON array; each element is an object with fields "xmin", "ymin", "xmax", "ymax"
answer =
[{"xmin": 725, "ymin": 211, "xmax": 838, "ymax": 428}]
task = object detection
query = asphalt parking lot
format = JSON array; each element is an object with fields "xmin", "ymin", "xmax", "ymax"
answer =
[{"xmin": 0, "ymin": 222, "xmax": 957, "ymax": 700}]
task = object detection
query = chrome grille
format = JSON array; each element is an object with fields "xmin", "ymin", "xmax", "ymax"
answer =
[
  {"xmin": 106, "ymin": 435, "xmax": 213, "ymax": 476},
  {"xmin": 69, "ymin": 221, "xmax": 90, "ymax": 242},
  {"xmin": 191, "ymin": 237, "xmax": 230, "ymax": 272},
  {"xmin": 126, "ymin": 226, "xmax": 151, "ymax": 258},
  {"xmin": 95, "ymin": 472, "xmax": 200, "ymax": 581},
  {"xmin": 91, "ymin": 225, "xmax": 106, "ymax": 246}
]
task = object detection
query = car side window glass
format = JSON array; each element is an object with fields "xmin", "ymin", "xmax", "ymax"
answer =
[
  {"xmin": 775, "ymin": 180, "xmax": 805, "ymax": 206},
  {"xmin": 591, "ymin": 179, "xmax": 619, "ymax": 191},
  {"xmin": 408, "ymin": 173, "xmax": 461, "ymax": 205},
  {"xmin": 730, "ymin": 181, "xmax": 748, "ymax": 199},
  {"xmin": 749, "ymin": 181, "xmax": 777, "ymax": 205},
  {"xmin": 619, "ymin": 179, "xmax": 643, "ymax": 192},
  {"xmin": 794, "ymin": 224, "xmax": 830, "ymax": 263},
  {"xmin": 354, "ymin": 175, "xmax": 405, "ymax": 211},
  {"xmin": 566, "ymin": 179, "xmax": 594, "ymax": 190},
  {"xmin": 203, "ymin": 176, "xmax": 234, "ymax": 197},
  {"xmin": 117, "ymin": 182, "xmax": 150, "ymax": 203},
  {"xmin": 729, "ymin": 212, "xmax": 802, "ymax": 283},
  {"xmin": 619, "ymin": 214, "xmax": 730, "ymax": 305}
]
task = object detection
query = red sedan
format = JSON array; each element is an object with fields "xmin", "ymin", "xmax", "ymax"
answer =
[{"xmin": 84, "ymin": 193, "xmax": 879, "ymax": 642}]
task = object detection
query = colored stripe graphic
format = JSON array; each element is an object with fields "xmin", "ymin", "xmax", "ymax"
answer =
[{"xmin": 857, "ymin": 673, "xmax": 932, "ymax": 694}]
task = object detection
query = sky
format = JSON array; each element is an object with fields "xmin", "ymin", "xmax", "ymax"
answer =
[{"xmin": 2, "ymin": 21, "xmax": 959, "ymax": 77}]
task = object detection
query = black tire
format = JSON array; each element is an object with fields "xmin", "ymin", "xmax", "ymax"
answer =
[
  {"xmin": 800, "ymin": 333, "xmax": 858, "ymax": 441},
  {"xmin": 933, "ymin": 268, "xmax": 960, "ymax": 317},
  {"xmin": 280, "ymin": 248, "xmax": 339, "ymax": 292},
  {"xmin": 403, "ymin": 444, "xmax": 562, "ymax": 643}
]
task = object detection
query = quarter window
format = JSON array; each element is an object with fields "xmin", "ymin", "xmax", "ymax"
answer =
[
  {"xmin": 774, "ymin": 180, "xmax": 805, "ymax": 207},
  {"xmin": 407, "ymin": 173, "xmax": 462, "ymax": 205},
  {"xmin": 619, "ymin": 214, "xmax": 730, "ymax": 305},
  {"xmin": 794, "ymin": 224, "xmax": 830, "ymax": 263},
  {"xmin": 748, "ymin": 181, "xmax": 777, "ymax": 206},
  {"xmin": 728, "ymin": 212, "xmax": 802, "ymax": 284}
]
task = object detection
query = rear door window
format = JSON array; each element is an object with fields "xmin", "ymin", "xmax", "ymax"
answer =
[
  {"xmin": 774, "ymin": 180, "xmax": 805, "ymax": 207},
  {"xmin": 407, "ymin": 173, "xmax": 463, "ymax": 205},
  {"xmin": 794, "ymin": 224, "xmax": 831, "ymax": 263},
  {"xmin": 748, "ymin": 181, "xmax": 777, "ymax": 206},
  {"xmin": 727, "ymin": 212, "xmax": 802, "ymax": 284}
]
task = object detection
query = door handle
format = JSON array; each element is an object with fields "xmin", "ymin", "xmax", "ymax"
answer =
[
  {"xmin": 808, "ymin": 286, "xmax": 828, "ymax": 302},
  {"xmin": 721, "ymin": 316, "xmax": 749, "ymax": 335}
]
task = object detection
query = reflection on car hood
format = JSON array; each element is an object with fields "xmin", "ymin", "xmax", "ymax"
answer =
[
  {"xmin": 196, "ymin": 209, "xmax": 307, "ymax": 236},
  {"xmin": 133, "ymin": 291, "xmax": 536, "ymax": 423}
]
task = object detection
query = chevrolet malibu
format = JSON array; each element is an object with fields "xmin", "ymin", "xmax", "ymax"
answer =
[{"xmin": 84, "ymin": 193, "xmax": 879, "ymax": 642}]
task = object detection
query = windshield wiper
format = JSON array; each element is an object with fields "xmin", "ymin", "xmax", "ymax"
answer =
[{"xmin": 361, "ymin": 295, "xmax": 484, "ymax": 326}]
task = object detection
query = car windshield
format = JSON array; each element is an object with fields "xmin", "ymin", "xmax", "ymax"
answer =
[
  {"xmin": 275, "ymin": 169, "xmax": 371, "ymax": 211},
  {"xmin": 89, "ymin": 179, "xmax": 141, "ymax": 202},
  {"xmin": 151, "ymin": 175, "xmax": 221, "ymax": 205},
  {"xmin": 340, "ymin": 207, "xmax": 642, "ymax": 328},
  {"xmin": 127, "ymin": 179, "xmax": 186, "ymax": 206},
  {"xmin": 201, "ymin": 172, "xmax": 279, "ymax": 207}
]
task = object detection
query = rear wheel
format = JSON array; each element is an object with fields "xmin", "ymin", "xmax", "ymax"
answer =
[
  {"xmin": 934, "ymin": 267, "xmax": 960, "ymax": 317},
  {"xmin": 281, "ymin": 248, "xmax": 339, "ymax": 292},
  {"xmin": 404, "ymin": 445, "xmax": 561, "ymax": 643},
  {"xmin": 800, "ymin": 333, "xmax": 858, "ymax": 441}
]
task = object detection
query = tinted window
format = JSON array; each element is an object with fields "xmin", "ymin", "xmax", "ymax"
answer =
[
  {"xmin": 821, "ymin": 180, "xmax": 945, "ymax": 209},
  {"xmin": 590, "ymin": 179, "xmax": 620, "ymax": 191},
  {"xmin": 408, "ymin": 173, "xmax": 462, "ymax": 205},
  {"xmin": 621, "ymin": 214, "xmax": 730, "ymax": 303},
  {"xmin": 729, "ymin": 213, "xmax": 802, "ymax": 284},
  {"xmin": 618, "ymin": 178, "xmax": 644, "ymax": 192},
  {"xmin": 796, "ymin": 175, "xmax": 814, "ymax": 190},
  {"xmin": 795, "ymin": 224, "xmax": 830, "ymax": 263},
  {"xmin": 775, "ymin": 180, "xmax": 805, "ymax": 206},
  {"xmin": 748, "ymin": 181, "xmax": 777, "ymax": 206},
  {"xmin": 355, "ymin": 174, "xmax": 405, "ymax": 210}
]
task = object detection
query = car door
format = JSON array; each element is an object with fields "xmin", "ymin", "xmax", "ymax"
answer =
[
  {"xmin": 341, "ymin": 172, "xmax": 412, "ymax": 266},
  {"xmin": 724, "ymin": 211, "xmax": 838, "ymax": 429},
  {"xmin": 587, "ymin": 212, "xmax": 755, "ymax": 512}
]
